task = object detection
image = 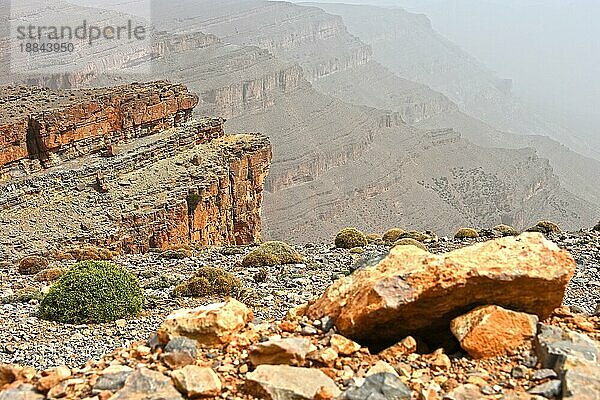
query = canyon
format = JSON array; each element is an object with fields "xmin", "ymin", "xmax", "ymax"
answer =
[{"xmin": 1, "ymin": 0, "xmax": 598, "ymax": 243}]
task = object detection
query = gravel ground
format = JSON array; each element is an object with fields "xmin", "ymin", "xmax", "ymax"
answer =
[{"xmin": 1, "ymin": 231, "xmax": 598, "ymax": 370}]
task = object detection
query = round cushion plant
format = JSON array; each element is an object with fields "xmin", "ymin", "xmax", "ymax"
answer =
[{"xmin": 39, "ymin": 261, "xmax": 144, "ymax": 324}]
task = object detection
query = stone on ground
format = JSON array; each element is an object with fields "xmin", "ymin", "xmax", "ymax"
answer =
[
  {"xmin": 157, "ymin": 299, "xmax": 253, "ymax": 346},
  {"xmin": 163, "ymin": 337, "xmax": 198, "ymax": 369},
  {"xmin": 329, "ymin": 334, "xmax": 361, "ymax": 356},
  {"xmin": 339, "ymin": 372, "xmax": 411, "ymax": 400},
  {"xmin": 307, "ymin": 233, "xmax": 575, "ymax": 344},
  {"xmin": 0, "ymin": 384, "xmax": 44, "ymax": 400},
  {"xmin": 249, "ymin": 337, "xmax": 311, "ymax": 366},
  {"xmin": 171, "ymin": 365, "xmax": 221, "ymax": 398},
  {"xmin": 450, "ymin": 305, "xmax": 538, "ymax": 358},
  {"xmin": 535, "ymin": 324, "xmax": 600, "ymax": 399},
  {"xmin": 110, "ymin": 368, "xmax": 183, "ymax": 400},
  {"xmin": 245, "ymin": 365, "xmax": 340, "ymax": 400}
]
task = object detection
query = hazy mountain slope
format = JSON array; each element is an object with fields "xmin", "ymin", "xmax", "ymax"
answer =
[
  {"xmin": 119, "ymin": 29, "xmax": 590, "ymax": 238},
  {"xmin": 310, "ymin": 46, "xmax": 600, "ymax": 210},
  {"xmin": 305, "ymin": 2, "xmax": 600, "ymax": 161}
]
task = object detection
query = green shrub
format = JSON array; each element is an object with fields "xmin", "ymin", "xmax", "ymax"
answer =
[
  {"xmin": 527, "ymin": 220, "xmax": 561, "ymax": 234},
  {"xmin": 172, "ymin": 266, "xmax": 242, "ymax": 298},
  {"xmin": 334, "ymin": 228, "xmax": 368, "ymax": 249},
  {"xmin": 365, "ymin": 234, "xmax": 383, "ymax": 244},
  {"xmin": 493, "ymin": 224, "xmax": 519, "ymax": 236},
  {"xmin": 454, "ymin": 228, "xmax": 480, "ymax": 239},
  {"xmin": 594, "ymin": 221, "xmax": 600, "ymax": 232},
  {"xmin": 39, "ymin": 261, "xmax": 143, "ymax": 324},
  {"xmin": 241, "ymin": 241, "xmax": 303, "ymax": 267},
  {"xmin": 349, "ymin": 247, "xmax": 364, "ymax": 254},
  {"xmin": 382, "ymin": 228, "xmax": 405, "ymax": 243},
  {"xmin": 398, "ymin": 230, "xmax": 431, "ymax": 242},
  {"xmin": 393, "ymin": 238, "xmax": 428, "ymax": 251},
  {"xmin": 18, "ymin": 256, "xmax": 49, "ymax": 275}
]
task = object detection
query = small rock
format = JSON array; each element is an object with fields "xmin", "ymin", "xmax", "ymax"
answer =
[
  {"xmin": 531, "ymin": 369, "xmax": 557, "ymax": 381},
  {"xmin": 157, "ymin": 299, "xmax": 253, "ymax": 346},
  {"xmin": 246, "ymin": 365, "xmax": 340, "ymax": 400},
  {"xmin": 329, "ymin": 334, "xmax": 361, "ymax": 356},
  {"xmin": 35, "ymin": 366, "xmax": 71, "ymax": 393},
  {"xmin": 94, "ymin": 366, "xmax": 133, "ymax": 393},
  {"xmin": 443, "ymin": 384, "xmax": 482, "ymax": 400},
  {"xmin": 0, "ymin": 384, "xmax": 44, "ymax": 400},
  {"xmin": 511, "ymin": 366, "xmax": 527, "ymax": 379},
  {"xmin": 379, "ymin": 337, "xmax": 417, "ymax": 361},
  {"xmin": 164, "ymin": 337, "xmax": 198, "ymax": 369},
  {"xmin": 306, "ymin": 348, "xmax": 338, "ymax": 367},
  {"xmin": 528, "ymin": 380, "xmax": 561, "ymax": 398},
  {"xmin": 366, "ymin": 361, "xmax": 399, "ymax": 378},
  {"xmin": 110, "ymin": 368, "xmax": 183, "ymax": 400},
  {"xmin": 339, "ymin": 372, "xmax": 411, "ymax": 400},
  {"xmin": 249, "ymin": 337, "xmax": 311, "ymax": 366},
  {"xmin": 171, "ymin": 365, "xmax": 221, "ymax": 398}
]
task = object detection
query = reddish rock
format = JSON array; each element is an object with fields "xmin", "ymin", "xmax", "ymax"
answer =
[
  {"xmin": 249, "ymin": 338, "xmax": 311, "ymax": 366},
  {"xmin": 451, "ymin": 305, "xmax": 539, "ymax": 359},
  {"xmin": 306, "ymin": 233, "xmax": 574, "ymax": 345},
  {"xmin": 35, "ymin": 366, "xmax": 71, "ymax": 393},
  {"xmin": 329, "ymin": 334, "xmax": 361, "ymax": 356},
  {"xmin": 0, "ymin": 364, "xmax": 19, "ymax": 388},
  {"xmin": 157, "ymin": 299, "xmax": 254, "ymax": 346},
  {"xmin": 379, "ymin": 337, "xmax": 417, "ymax": 362}
]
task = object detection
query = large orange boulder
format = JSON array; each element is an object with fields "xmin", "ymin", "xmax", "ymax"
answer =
[{"xmin": 306, "ymin": 233, "xmax": 575, "ymax": 345}]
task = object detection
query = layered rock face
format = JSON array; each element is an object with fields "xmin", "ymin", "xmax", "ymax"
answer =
[
  {"xmin": 0, "ymin": 82, "xmax": 272, "ymax": 259},
  {"xmin": 0, "ymin": 82, "xmax": 198, "ymax": 179}
]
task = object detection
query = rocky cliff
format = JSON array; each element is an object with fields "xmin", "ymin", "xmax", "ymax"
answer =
[{"xmin": 0, "ymin": 82, "xmax": 272, "ymax": 260}]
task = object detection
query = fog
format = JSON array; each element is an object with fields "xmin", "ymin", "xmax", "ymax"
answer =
[{"xmin": 304, "ymin": 0, "xmax": 600, "ymax": 136}]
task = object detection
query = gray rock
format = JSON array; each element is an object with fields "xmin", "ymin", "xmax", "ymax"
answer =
[
  {"xmin": 163, "ymin": 337, "xmax": 198, "ymax": 368},
  {"xmin": 164, "ymin": 336, "xmax": 197, "ymax": 357},
  {"xmin": 510, "ymin": 366, "xmax": 527, "ymax": 379},
  {"xmin": 535, "ymin": 324, "xmax": 599, "ymax": 370},
  {"xmin": 535, "ymin": 324, "xmax": 600, "ymax": 399},
  {"xmin": 110, "ymin": 367, "xmax": 184, "ymax": 400},
  {"xmin": 0, "ymin": 384, "xmax": 44, "ymax": 400},
  {"xmin": 340, "ymin": 372, "xmax": 411, "ymax": 400},
  {"xmin": 531, "ymin": 369, "xmax": 558, "ymax": 381},
  {"xmin": 528, "ymin": 380, "xmax": 561, "ymax": 398},
  {"xmin": 320, "ymin": 315, "xmax": 335, "ymax": 331},
  {"xmin": 93, "ymin": 371, "xmax": 132, "ymax": 392}
]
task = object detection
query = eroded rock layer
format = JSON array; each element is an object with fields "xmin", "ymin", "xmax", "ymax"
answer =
[{"xmin": 0, "ymin": 82, "xmax": 271, "ymax": 260}]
